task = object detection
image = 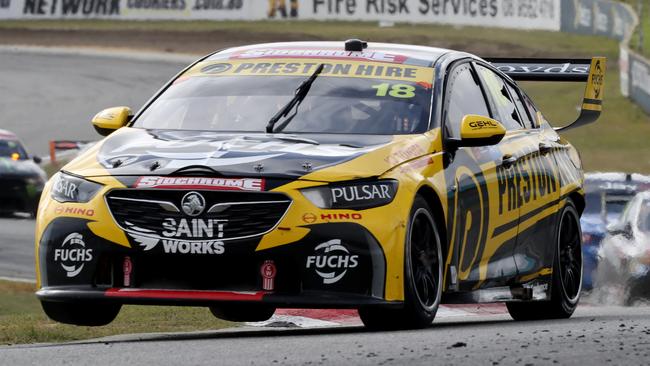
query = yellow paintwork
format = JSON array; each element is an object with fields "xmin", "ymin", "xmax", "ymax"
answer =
[
  {"xmin": 35, "ymin": 55, "xmax": 598, "ymax": 304},
  {"xmin": 91, "ymin": 106, "xmax": 131, "ymax": 131},
  {"xmin": 459, "ymin": 115, "xmax": 506, "ymax": 141}
]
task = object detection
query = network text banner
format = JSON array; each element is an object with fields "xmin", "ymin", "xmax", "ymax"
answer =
[{"xmin": 1, "ymin": 0, "xmax": 561, "ymax": 31}]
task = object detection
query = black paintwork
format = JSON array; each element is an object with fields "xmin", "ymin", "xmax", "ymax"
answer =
[
  {"xmin": 0, "ymin": 158, "xmax": 46, "ymax": 214},
  {"xmin": 95, "ymin": 128, "xmax": 392, "ymax": 179}
]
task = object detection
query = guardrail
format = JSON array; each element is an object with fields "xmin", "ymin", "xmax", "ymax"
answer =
[
  {"xmin": 561, "ymin": 0, "xmax": 650, "ymax": 115},
  {"xmin": 48, "ymin": 140, "xmax": 91, "ymax": 164}
]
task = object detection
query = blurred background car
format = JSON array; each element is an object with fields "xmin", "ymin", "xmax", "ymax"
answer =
[
  {"xmin": 0, "ymin": 129, "xmax": 47, "ymax": 217},
  {"xmin": 581, "ymin": 172, "xmax": 650, "ymax": 290},
  {"xmin": 596, "ymin": 191, "xmax": 650, "ymax": 305}
]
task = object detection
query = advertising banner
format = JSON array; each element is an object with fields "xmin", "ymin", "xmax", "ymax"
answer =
[
  {"xmin": 0, "ymin": 0, "xmax": 258, "ymax": 20},
  {"xmin": 0, "ymin": 0, "xmax": 562, "ymax": 31},
  {"xmin": 560, "ymin": 0, "xmax": 636, "ymax": 41},
  {"xmin": 629, "ymin": 52, "xmax": 650, "ymax": 115}
]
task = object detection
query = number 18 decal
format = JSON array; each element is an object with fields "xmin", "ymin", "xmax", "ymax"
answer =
[{"xmin": 372, "ymin": 83, "xmax": 416, "ymax": 98}]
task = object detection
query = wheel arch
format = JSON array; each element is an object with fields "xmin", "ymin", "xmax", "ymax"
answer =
[
  {"xmin": 568, "ymin": 191, "xmax": 585, "ymax": 216},
  {"xmin": 415, "ymin": 185, "xmax": 448, "ymax": 260}
]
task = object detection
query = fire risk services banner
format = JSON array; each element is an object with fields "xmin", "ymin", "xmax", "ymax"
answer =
[{"xmin": 0, "ymin": 0, "xmax": 561, "ymax": 31}]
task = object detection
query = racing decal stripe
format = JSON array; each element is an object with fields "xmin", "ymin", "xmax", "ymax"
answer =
[
  {"xmin": 583, "ymin": 98, "xmax": 602, "ymax": 105},
  {"xmin": 105, "ymin": 288, "xmax": 267, "ymax": 301},
  {"xmin": 491, "ymin": 192, "xmax": 572, "ymax": 238}
]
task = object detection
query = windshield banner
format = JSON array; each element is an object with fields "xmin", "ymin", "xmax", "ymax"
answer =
[{"xmin": 186, "ymin": 59, "xmax": 435, "ymax": 83}]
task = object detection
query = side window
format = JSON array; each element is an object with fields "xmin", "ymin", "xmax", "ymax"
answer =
[
  {"xmin": 521, "ymin": 92, "xmax": 541, "ymax": 127},
  {"xmin": 506, "ymin": 83, "xmax": 534, "ymax": 129},
  {"xmin": 475, "ymin": 65, "xmax": 523, "ymax": 131},
  {"xmin": 444, "ymin": 63, "xmax": 490, "ymax": 138}
]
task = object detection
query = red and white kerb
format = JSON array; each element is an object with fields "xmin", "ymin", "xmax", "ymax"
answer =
[{"xmin": 260, "ymin": 260, "xmax": 277, "ymax": 291}]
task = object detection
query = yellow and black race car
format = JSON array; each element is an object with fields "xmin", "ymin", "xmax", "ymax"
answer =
[{"xmin": 35, "ymin": 40, "xmax": 606, "ymax": 329}]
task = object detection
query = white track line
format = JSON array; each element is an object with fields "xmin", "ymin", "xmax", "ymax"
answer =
[{"xmin": 0, "ymin": 276, "xmax": 36, "ymax": 283}]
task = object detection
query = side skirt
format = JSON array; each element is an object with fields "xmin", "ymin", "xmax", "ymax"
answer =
[{"xmin": 442, "ymin": 277, "xmax": 552, "ymax": 304}]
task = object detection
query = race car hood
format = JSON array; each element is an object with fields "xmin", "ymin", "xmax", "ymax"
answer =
[{"xmin": 63, "ymin": 127, "xmax": 438, "ymax": 181}]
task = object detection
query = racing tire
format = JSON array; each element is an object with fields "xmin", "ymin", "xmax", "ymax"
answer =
[
  {"xmin": 209, "ymin": 304, "xmax": 276, "ymax": 322},
  {"xmin": 359, "ymin": 196, "xmax": 443, "ymax": 330},
  {"xmin": 507, "ymin": 200, "xmax": 582, "ymax": 321},
  {"xmin": 41, "ymin": 301, "xmax": 121, "ymax": 326}
]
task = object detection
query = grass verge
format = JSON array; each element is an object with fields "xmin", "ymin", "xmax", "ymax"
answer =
[{"xmin": 0, "ymin": 280, "xmax": 233, "ymax": 346}]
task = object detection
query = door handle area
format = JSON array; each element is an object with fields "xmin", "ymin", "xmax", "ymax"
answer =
[
  {"xmin": 539, "ymin": 143, "xmax": 553, "ymax": 155},
  {"xmin": 502, "ymin": 155, "xmax": 518, "ymax": 168}
]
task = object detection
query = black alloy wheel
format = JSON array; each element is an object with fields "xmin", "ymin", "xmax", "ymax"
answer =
[
  {"xmin": 359, "ymin": 196, "xmax": 443, "ymax": 329},
  {"xmin": 507, "ymin": 199, "xmax": 582, "ymax": 320}
]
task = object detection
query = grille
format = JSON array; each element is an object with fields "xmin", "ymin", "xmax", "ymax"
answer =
[{"xmin": 106, "ymin": 189, "xmax": 291, "ymax": 241}]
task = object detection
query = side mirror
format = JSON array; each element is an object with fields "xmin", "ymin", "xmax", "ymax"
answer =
[
  {"xmin": 32, "ymin": 156, "xmax": 42, "ymax": 164},
  {"xmin": 447, "ymin": 115, "xmax": 506, "ymax": 148},
  {"xmin": 92, "ymin": 107, "xmax": 132, "ymax": 136},
  {"xmin": 607, "ymin": 221, "xmax": 633, "ymax": 238}
]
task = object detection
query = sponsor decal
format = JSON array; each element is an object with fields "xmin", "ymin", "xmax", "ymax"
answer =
[
  {"xmin": 306, "ymin": 239, "xmax": 358, "ymax": 284},
  {"xmin": 469, "ymin": 120, "xmax": 498, "ymax": 129},
  {"xmin": 198, "ymin": 60, "xmax": 425, "ymax": 81},
  {"xmin": 201, "ymin": 62, "xmax": 232, "ymax": 74},
  {"xmin": 53, "ymin": 233, "xmax": 93, "ymax": 278},
  {"xmin": 181, "ymin": 191, "xmax": 206, "ymax": 216},
  {"xmin": 123, "ymin": 256, "xmax": 133, "ymax": 287},
  {"xmin": 162, "ymin": 218, "xmax": 225, "ymax": 238},
  {"xmin": 331, "ymin": 184, "xmax": 392, "ymax": 204},
  {"xmin": 135, "ymin": 176, "xmax": 264, "ymax": 191},
  {"xmin": 126, "ymin": 218, "xmax": 226, "ymax": 255},
  {"xmin": 233, "ymin": 49, "xmax": 404, "ymax": 64},
  {"xmin": 496, "ymin": 145, "xmax": 564, "ymax": 215},
  {"xmin": 384, "ymin": 143, "xmax": 425, "ymax": 164},
  {"xmin": 302, "ymin": 212, "xmax": 363, "ymax": 223},
  {"xmin": 492, "ymin": 63, "xmax": 589, "ymax": 76},
  {"xmin": 52, "ymin": 176, "xmax": 79, "ymax": 201},
  {"xmin": 319, "ymin": 213, "xmax": 362, "ymax": 220},
  {"xmin": 260, "ymin": 260, "xmax": 277, "ymax": 291},
  {"xmin": 302, "ymin": 212, "xmax": 317, "ymax": 224},
  {"xmin": 54, "ymin": 205, "xmax": 96, "ymax": 217}
]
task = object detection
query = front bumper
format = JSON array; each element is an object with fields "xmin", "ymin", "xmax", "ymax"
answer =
[{"xmin": 37, "ymin": 216, "xmax": 393, "ymax": 308}]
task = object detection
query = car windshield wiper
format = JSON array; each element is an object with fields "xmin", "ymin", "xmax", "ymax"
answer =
[
  {"xmin": 265, "ymin": 63, "xmax": 324, "ymax": 134},
  {"xmin": 272, "ymin": 135, "xmax": 320, "ymax": 145}
]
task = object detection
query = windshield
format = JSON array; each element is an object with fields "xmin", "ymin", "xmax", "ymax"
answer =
[
  {"xmin": 134, "ymin": 59, "xmax": 434, "ymax": 135},
  {"xmin": 639, "ymin": 200, "xmax": 650, "ymax": 232},
  {"xmin": 0, "ymin": 139, "xmax": 28, "ymax": 160}
]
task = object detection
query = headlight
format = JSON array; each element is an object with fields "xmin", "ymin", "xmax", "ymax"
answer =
[
  {"xmin": 50, "ymin": 172, "xmax": 102, "ymax": 203},
  {"xmin": 301, "ymin": 180, "xmax": 398, "ymax": 210}
]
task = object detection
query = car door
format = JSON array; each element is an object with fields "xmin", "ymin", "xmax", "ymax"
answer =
[
  {"xmin": 475, "ymin": 64, "xmax": 562, "ymax": 281},
  {"xmin": 442, "ymin": 61, "xmax": 518, "ymax": 291}
]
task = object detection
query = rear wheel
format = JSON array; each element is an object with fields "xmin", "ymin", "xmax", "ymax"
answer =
[
  {"xmin": 359, "ymin": 196, "xmax": 443, "ymax": 329},
  {"xmin": 41, "ymin": 301, "xmax": 121, "ymax": 326},
  {"xmin": 209, "ymin": 304, "xmax": 275, "ymax": 322},
  {"xmin": 507, "ymin": 200, "xmax": 582, "ymax": 320}
]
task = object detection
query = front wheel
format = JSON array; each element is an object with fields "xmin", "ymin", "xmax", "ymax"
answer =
[
  {"xmin": 507, "ymin": 199, "xmax": 582, "ymax": 320},
  {"xmin": 41, "ymin": 301, "xmax": 121, "ymax": 326},
  {"xmin": 359, "ymin": 196, "xmax": 443, "ymax": 329}
]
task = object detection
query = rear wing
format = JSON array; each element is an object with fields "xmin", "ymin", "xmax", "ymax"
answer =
[{"xmin": 485, "ymin": 57, "xmax": 606, "ymax": 132}]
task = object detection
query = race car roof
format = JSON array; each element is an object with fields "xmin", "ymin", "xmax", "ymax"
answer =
[
  {"xmin": 0, "ymin": 129, "xmax": 18, "ymax": 140},
  {"xmin": 208, "ymin": 41, "xmax": 453, "ymax": 67}
]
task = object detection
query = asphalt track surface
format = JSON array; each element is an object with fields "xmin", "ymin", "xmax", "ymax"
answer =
[
  {"xmin": 2, "ymin": 48, "xmax": 650, "ymax": 365},
  {"xmin": 0, "ymin": 46, "xmax": 191, "ymax": 157},
  {"xmin": 3, "ymin": 306, "xmax": 650, "ymax": 365}
]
